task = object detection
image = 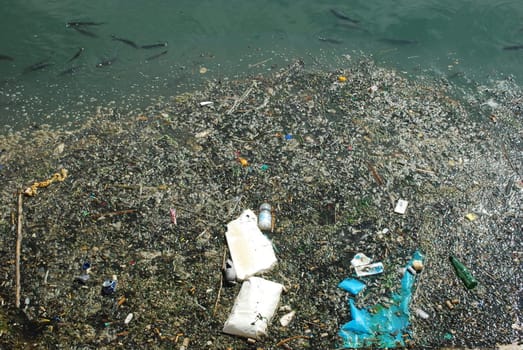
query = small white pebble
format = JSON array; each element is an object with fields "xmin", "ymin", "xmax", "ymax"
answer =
[{"xmin": 124, "ymin": 312, "xmax": 133, "ymax": 324}]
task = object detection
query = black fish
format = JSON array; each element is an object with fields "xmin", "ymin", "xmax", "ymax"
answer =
[
  {"xmin": 72, "ymin": 26, "xmax": 98, "ymax": 38},
  {"xmin": 66, "ymin": 21, "xmax": 105, "ymax": 27},
  {"xmin": 146, "ymin": 50, "xmax": 168, "ymax": 61},
  {"xmin": 24, "ymin": 60, "xmax": 53, "ymax": 73},
  {"xmin": 111, "ymin": 35, "xmax": 138, "ymax": 48},
  {"xmin": 330, "ymin": 8, "xmax": 360, "ymax": 24},
  {"xmin": 68, "ymin": 47, "xmax": 84, "ymax": 62},
  {"xmin": 58, "ymin": 65, "xmax": 82, "ymax": 76},
  {"xmin": 0, "ymin": 54, "xmax": 14, "ymax": 61},
  {"xmin": 378, "ymin": 38, "xmax": 418, "ymax": 45},
  {"xmin": 141, "ymin": 42, "xmax": 168, "ymax": 49},
  {"xmin": 503, "ymin": 44, "xmax": 523, "ymax": 50},
  {"xmin": 318, "ymin": 36, "xmax": 343, "ymax": 44},
  {"xmin": 96, "ymin": 57, "xmax": 116, "ymax": 68}
]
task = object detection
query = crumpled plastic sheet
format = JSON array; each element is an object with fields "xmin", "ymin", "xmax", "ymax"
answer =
[{"xmin": 338, "ymin": 250, "xmax": 424, "ymax": 348}]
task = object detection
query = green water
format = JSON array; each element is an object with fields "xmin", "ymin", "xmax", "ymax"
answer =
[{"xmin": 1, "ymin": 0, "xmax": 523, "ymax": 129}]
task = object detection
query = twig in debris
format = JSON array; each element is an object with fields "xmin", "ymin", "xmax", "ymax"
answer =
[
  {"xmin": 109, "ymin": 183, "xmax": 169, "ymax": 191},
  {"xmin": 15, "ymin": 191, "xmax": 23, "ymax": 308},
  {"xmin": 213, "ymin": 248, "xmax": 227, "ymax": 316},
  {"xmin": 248, "ymin": 57, "xmax": 272, "ymax": 68},
  {"xmin": 227, "ymin": 82, "xmax": 256, "ymax": 115},
  {"xmin": 90, "ymin": 209, "xmax": 137, "ymax": 219},
  {"xmin": 366, "ymin": 161, "xmax": 384, "ymax": 186},
  {"xmin": 501, "ymin": 143, "xmax": 522, "ymax": 176},
  {"xmin": 416, "ymin": 168, "xmax": 436, "ymax": 175},
  {"xmin": 276, "ymin": 335, "xmax": 311, "ymax": 347}
]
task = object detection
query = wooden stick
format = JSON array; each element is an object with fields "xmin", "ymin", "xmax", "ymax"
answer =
[
  {"xmin": 213, "ymin": 248, "xmax": 227, "ymax": 316},
  {"xmin": 90, "ymin": 209, "xmax": 137, "ymax": 219},
  {"xmin": 276, "ymin": 335, "xmax": 311, "ymax": 347},
  {"xmin": 366, "ymin": 161, "xmax": 384, "ymax": 186},
  {"xmin": 15, "ymin": 191, "xmax": 23, "ymax": 308}
]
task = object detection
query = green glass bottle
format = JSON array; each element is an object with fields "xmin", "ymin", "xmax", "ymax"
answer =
[{"xmin": 449, "ymin": 256, "xmax": 478, "ymax": 289}]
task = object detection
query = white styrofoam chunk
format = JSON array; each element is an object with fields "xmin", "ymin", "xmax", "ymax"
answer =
[
  {"xmin": 223, "ymin": 277, "xmax": 283, "ymax": 339},
  {"xmin": 225, "ymin": 209, "xmax": 277, "ymax": 280},
  {"xmin": 394, "ymin": 199, "xmax": 408, "ymax": 214}
]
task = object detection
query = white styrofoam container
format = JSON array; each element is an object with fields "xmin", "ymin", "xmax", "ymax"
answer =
[
  {"xmin": 223, "ymin": 277, "xmax": 283, "ymax": 339},
  {"xmin": 225, "ymin": 209, "xmax": 277, "ymax": 280}
]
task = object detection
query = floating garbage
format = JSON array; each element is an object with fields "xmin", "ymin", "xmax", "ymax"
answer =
[
  {"xmin": 394, "ymin": 199, "xmax": 408, "ymax": 214},
  {"xmin": 414, "ymin": 308, "xmax": 430, "ymax": 319},
  {"xmin": 23, "ymin": 168, "xmax": 68, "ymax": 196},
  {"xmin": 101, "ymin": 279, "xmax": 117, "ymax": 295},
  {"xmin": 350, "ymin": 253, "xmax": 372, "ymax": 267},
  {"xmin": 465, "ymin": 213, "xmax": 478, "ymax": 221},
  {"xmin": 257, "ymin": 203, "xmax": 272, "ymax": 231},
  {"xmin": 354, "ymin": 262, "xmax": 384, "ymax": 277},
  {"xmin": 222, "ymin": 258, "xmax": 237, "ymax": 285},
  {"xmin": 169, "ymin": 208, "xmax": 177, "ymax": 225},
  {"xmin": 338, "ymin": 278, "xmax": 366, "ymax": 295},
  {"xmin": 223, "ymin": 277, "xmax": 283, "ymax": 339},
  {"xmin": 339, "ymin": 250, "xmax": 424, "ymax": 348},
  {"xmin": 124, "ymin": 312, "xmax": 133, "ymax": 324},
  {"xmin": 225, "ymin": 209, "xmax": 277, "ymax": 280},
  {"xmin": 279, "ymin": 310, "xmax": 296, "ymax": 327},
  {"xmin": 449, "ymin": 255, "xmax": 478, "ymax": 289}
]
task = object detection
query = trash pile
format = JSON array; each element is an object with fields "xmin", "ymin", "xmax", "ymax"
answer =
[{"xmin": 0, "ymin": 56, "xmax": 521, "ymax": 349}]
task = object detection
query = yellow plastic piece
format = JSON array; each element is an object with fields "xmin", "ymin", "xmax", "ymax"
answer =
[
  {"xmin": 24, "ymin": 168, "xmax": 68, "ymax": 196},
  {"xmin": 465, "ymin": 213, "xmax": 477, "ymax": 221},
  {"xmin": 238, "ymin": 157, "xmax": 249, "ymax": 167},
  {"xmin": 338, "ymin": 76, "xmax": 347, "ymax": 82}
]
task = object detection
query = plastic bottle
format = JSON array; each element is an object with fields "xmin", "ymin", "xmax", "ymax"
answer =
[
  {"xmin": 449, "ymin": 256, "xmax": 478, "ymax": 289},
  {"xmin": 258, "ymin": 203, "xmax": 272, "ymax": 231}
]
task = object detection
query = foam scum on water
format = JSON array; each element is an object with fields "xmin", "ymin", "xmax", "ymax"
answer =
[{"xmin": 0, "ymin": 57, "xmax": 521, "ymax": 349}]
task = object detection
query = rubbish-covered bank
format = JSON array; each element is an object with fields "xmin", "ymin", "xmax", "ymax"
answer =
[{"xmin": 0, "ymin": 57, "xmax": 521, "ymax": 349}]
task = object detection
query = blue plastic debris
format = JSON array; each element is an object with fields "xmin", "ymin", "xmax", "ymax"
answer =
[
  {"xmin": 338, "ymin": 250, "xmax": 424, "ymax": 348},
  {"xmin": 101, "ymin": 279, "xmax": 117, "ymax": 295},
  {"xmin": 338, "ymin": 278, "xmax": 366, "ymax": 295}
]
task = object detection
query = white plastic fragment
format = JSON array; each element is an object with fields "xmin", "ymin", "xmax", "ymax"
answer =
[
  {"xmin": 199, "ymin": 101, "xmax": 213, "ymax": 106},
  {"xmin": 223, "ymin": 277, "xmax": 283, "ymax": 339},
  {"xmin": 225, "ymin": 209, "xmax": 277, "ymax": 280},
  {"xmin": 394, "ymin": 199, "xmax": 409, "ymax": 214},
  {"xmin": 350, "ymin": 253, "xmax": 372, "ymax": 267},
  {"xmin": 124, "ymin": 312, "xmax": 133, "ymax": 324},
  {"xmin": 354, "ymin": 262, "xmax": 384, "ymax": 277},
  {"xmin": 179, "ymin": 337, "xmax": 190, "ymax": 350},
  {"xmin": 414, "ymin": 308, "xmax": 430, "ymax": 319},
  {"xmin": 279, "ymin": 310, "xmax": 296, "ymax": 327}
]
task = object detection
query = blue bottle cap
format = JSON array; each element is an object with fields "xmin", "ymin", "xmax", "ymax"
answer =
[{"xmin": 101, "ymin": 280, "xmax": 117, "ymax": 295}]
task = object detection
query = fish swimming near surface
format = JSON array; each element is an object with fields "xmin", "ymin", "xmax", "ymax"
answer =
[
  {"xmin": 66, "ymin": 21, "xmax": 105, "ymax": 27},
  {"xmin": 330, "ymin": 8, "xmax": 360, "ymax": 24},
  {"xmin": 503, "ymin": 44, "xmax": 523, "ymax": 50},
  {"xmin": 68, "ymin": 47, "xmax": 84, "ymax": 62},
  {"xmin": 96, "ymin": 57, "xmax": 116, "ymax": 68},
  {"xmin": 0, "ymin": 54, "xmax": 14, "ymax": 61},
  {"xmin": 72, "ymin": 26, "xmax": 98, "ymax": 38},
  {"xmin": 146, "ymin": 50, "xmax": 168, "ymax": 61},
  {"xmin": 58, "ymin": 65, "xmax": 83, "ymax": 76},
  {"xmin": 141, "ymin": 42, "xmax": 168, "ymax": 49},
  {"xmin": 318, "ymin": 36, "xmax": 343, "ymax": 44},
  {"xmin": 378, "ymin": 38, "xmax": 418, "ymax": 45},
  {"xmin": 111, "ymin": 35, "xmax": 138, "ymax": 48},
  {"xmin": 23, "ymin": 59, "xmax": 53, "ymax": 73}
]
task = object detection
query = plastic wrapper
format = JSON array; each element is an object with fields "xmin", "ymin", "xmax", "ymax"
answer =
[
  {"xmin": 225, "ymin": 209, "xmax": 277, "ymax": 280},
  {"xmin": 223, "ymin": 277, "xmax": 283, "ymax": 339}
]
